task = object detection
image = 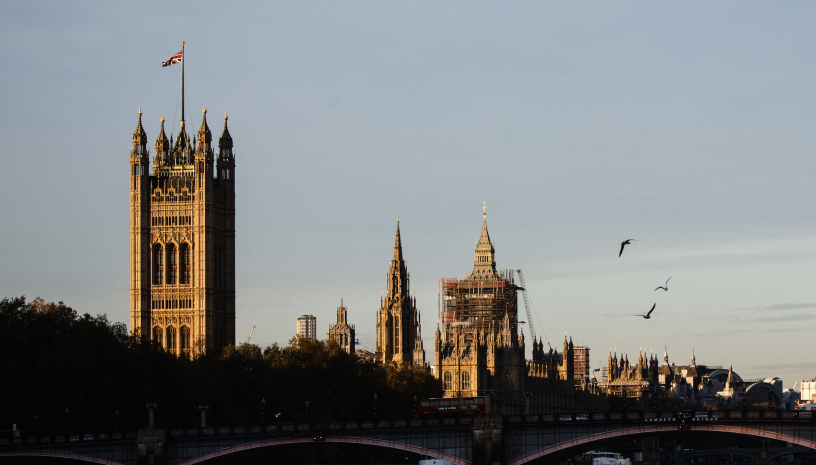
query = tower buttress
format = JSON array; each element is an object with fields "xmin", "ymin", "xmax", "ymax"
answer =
[{"xmin": 130, "ymin": 109, "xmax": 151, "ymax": 341}]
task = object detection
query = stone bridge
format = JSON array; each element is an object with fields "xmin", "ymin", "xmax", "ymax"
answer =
[{"xmin": 1, "ymin": 410, "xmax": 815, "ymax": 465}]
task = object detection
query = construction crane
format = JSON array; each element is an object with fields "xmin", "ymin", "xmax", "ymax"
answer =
[
  {"xmin": 516, "ymin": 269, "xmax": 547, "ymax": 348},
  {"xmin": 246, "ymin": 326, "xmax": 256, "ymax": 344}
]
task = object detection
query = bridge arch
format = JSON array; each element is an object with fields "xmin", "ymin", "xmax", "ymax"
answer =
[
  {"xmin": 176, "ymin": 436, "xmax": 469, "ymax": 465},
  {"xmin": 0, "ymin": 450, "xmax": 127, "ymax": 465},
  {"xmin": 506, "ymin": 424, "xmax": 816, "ymax": 465}
]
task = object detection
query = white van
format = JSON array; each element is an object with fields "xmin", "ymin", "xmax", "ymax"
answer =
[{"xmin": 592, "ymin": 452, "xmax": 630, "ymax": 465}]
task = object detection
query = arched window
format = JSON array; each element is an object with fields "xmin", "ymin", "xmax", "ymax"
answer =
[
  {"xmin": 167, "ymin": 243, "xmax": 177, "ymax": 284},
  {"xmin": 167, "ymin": 326, "xmax": 177, "ymax": 354},
  {"xmin": 462, "ymin": 371, "xmax": 471, "ymax": 391},
  {"xmin": 181, "ymin": 326, "xmax": 191, "ymax": 358},
  {"xmin": 153, "ymin": 326, "xmax": 163, "ymax": 347},
  {"xmin": 394, "ymin": 316, "xmax": 400, "ymax": 351},
  {"xmin": 180, "ymin": 243, "xmax": 191, "ymax": 285},
  {"xmin": 153, "ymin": 245, "xmax": 164, "ymax": 285},
  {"xmin": 444, "ymin": 371, "xmax": 452, "ymax": 390}
]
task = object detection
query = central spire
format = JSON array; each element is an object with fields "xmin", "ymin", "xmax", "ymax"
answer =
[
  {"xmin": 472, "ymin": 203, "xmax": 497, "ymax": 278},
  {"xmin": 393, "ymin": 217, "xmax": 404, "ymax": 262}
]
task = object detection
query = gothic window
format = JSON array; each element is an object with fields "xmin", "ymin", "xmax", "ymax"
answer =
[
  {"xmin": 394, "ymin": 316, "xmax": 400, "ymax": 351},
  {"xmin": 180, "ymin": 243, "xmax": 191, "ymax": 285},
  {"xmin": 153, "ymin": 326, "xmax": 163, "ymax": 347},
  {"xmin": 153, "ymin": 245, "xmax": 164, "ymax": 285},
  {"xmin": 444, "ymin": 371, "xmax": 452, "ymax": 390},
  {"xmin": 462, "ymin": 371, "xmax": 471, "ymax": 391},
  {"xmin": 167, "ymin": 243, "xmax": 177, "ymax": 284},
  {"xmin": 167, "ymin": 326, "xmax": 177, "ymax": 354},
  {"xmin": 181, "ymin": 326, "xmax": 191, "ymax": 358}
]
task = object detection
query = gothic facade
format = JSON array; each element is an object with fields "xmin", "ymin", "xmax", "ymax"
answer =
[
  {"xmin": 434, "ymin": 209, "xmax": 606, "ymax": 414},
  {"xmin": 130, "ymin": 107, "xmax": 236, "ymax": 356},
  {"xmin": 328, "ymin": 300, "xmax": 356, "ymax": 354},
  {"xmin": 375, "ymin": 221, "xmax": 425, "ymax": 366}
]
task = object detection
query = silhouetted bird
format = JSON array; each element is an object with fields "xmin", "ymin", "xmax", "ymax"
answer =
[
  {"xmin": 275, "ymin": 413, "xmax": 281, "ymax": 418},
  {"xmin": 655, "ymin": 277, "xmax": 671, "ymax": 291},
  {"xmin": 635, "ymin": 303, "xmax": 656, "ymax": 319},
  {"xmin": 619, "ymin": 239, "xmax": 636, "ymax": 257}
]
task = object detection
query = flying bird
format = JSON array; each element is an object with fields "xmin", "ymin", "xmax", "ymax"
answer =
[
  {"xmin": 654, "ymin": 277, "xmax": 671, "ymax": 292},
  {"xmin": 619, "ymin": 239, "xmax": 636, "ymax": 257},
  {"xmin": 275, "ymin": 413, "xmax": 282, "ymax": 418},
  {"xmin": 635, "ymin": 303, "xmax": 656, "ymax": 319}
]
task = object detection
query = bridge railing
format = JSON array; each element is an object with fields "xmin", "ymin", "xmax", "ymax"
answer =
[
  {"xmin": 0, "ymin": 416, "xmax": 475, "ymax": 447},
  {"xmin": 505, "ymin": 410, "xmax": 814, "ymax": 425}
]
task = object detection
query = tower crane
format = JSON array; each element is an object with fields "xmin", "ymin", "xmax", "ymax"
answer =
[
  {"xmin": 246, "ymin": 326, "xmax": 256, "ymax": 344},
  {"xmin": 516, "ymin": 269, "xmax": 548, "ymax": 349}
]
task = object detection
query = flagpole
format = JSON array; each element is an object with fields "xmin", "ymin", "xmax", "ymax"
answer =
[{"xmin": 180, "ymin": 40, "xmax": 185, "ymax": 126}]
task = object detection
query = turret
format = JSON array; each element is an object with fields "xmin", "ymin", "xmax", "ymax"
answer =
[
  {"xmin": 194, "ymin": 106, "xmax": 213, "ymax": 190},
  {"xmin": 153, "ymin": 116, "xmax": 169, "ymax": 168},
  {"xmin": 217, "ymin": 112, "xmax": 235, "ymax": 189}
]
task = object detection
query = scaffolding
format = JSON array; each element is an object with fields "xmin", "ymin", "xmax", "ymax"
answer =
[
  {"xmin": 438, "ymin": 269, "xmax": 519, "ymax": 334},
  {"xmin": 573, "ymin": 346, "xmax": 591, "ymax": 380}
]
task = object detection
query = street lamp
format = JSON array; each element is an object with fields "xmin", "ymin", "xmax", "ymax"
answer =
[
  {"xmin": 64, "ymin": 408, "xmax": 69, "ymax": 434},
  {"xmin": 198, "ymin": 405, "xmax": 209, "ymax": 428},
  {"xmin": 373, "ymin": 394, "xmax": 378, "ymax": 421},
  {"xmin": 413, "ymin": 396, "xmax": 418, "ymax": 418},
  {"xmin": 521, "ymin": 392, "xmax": 533, "ymax": 415},
  {"xmin": 146, "ymin": 403, "xmax": 157, "ymax": 428},
  {"xmin": 261, "ymin": 398, "xmax": 266, "ymax": 426},
  {"xmin": 114, "ymin": 411, "xmax": 119, "ymax": 432},
  {"xmin": 305, "ymin": 400, "xmax": 310, "ymax": 423}
]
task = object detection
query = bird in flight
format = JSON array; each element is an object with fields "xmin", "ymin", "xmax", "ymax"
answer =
[
  {"xmin": 635, "ymin": 303, "xmax": 656, "ymax": 319},
  {"xmin": 654, "ymin": 277, "xmax": 671, "ymax": 291},
  {"xmin": 619, "ymin": 239, "xmax": 636, "ymax": 257}
]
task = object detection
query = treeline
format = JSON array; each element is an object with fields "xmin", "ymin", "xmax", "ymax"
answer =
[{"xmin": 0, "ymin": 296, "xmax": 442, "ymax": 436}]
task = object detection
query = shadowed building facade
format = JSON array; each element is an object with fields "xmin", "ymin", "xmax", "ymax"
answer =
[
  {"xmin": 130, "ymin": 107, "xmax": 236, "ymax": 356},
  {"xmin": 375, "ymin": 220, "xmax": 425, "ymax": 366}
]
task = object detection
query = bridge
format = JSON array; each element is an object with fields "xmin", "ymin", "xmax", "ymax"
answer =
[{"xmin": 2, "ymin": 410, "xmax": 815, "ymax": 465}]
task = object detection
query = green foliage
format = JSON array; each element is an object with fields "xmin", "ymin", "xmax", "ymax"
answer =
[{"xmin": 0, "ymin": 297, "xmax": 442, "ymax": 435}]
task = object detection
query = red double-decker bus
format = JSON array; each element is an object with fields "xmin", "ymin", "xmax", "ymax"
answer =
[{"xmin": 418, "ymin": 397, "xmax": 487, "ymax": 416}]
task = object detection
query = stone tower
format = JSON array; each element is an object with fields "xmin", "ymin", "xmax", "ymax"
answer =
[
  {"xmin": 376, "ymin": 220, "xmax": 423, "ymax": 365},
  {"xmin": 328, "ymin": 300, "xmax": 356, "ymax": 354},
  {"xmin": 129, "ymin": 107, "xmax": 236, "ymax": 356}
]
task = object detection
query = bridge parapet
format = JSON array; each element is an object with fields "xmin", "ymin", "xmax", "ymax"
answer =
[{"xmin": 504, "ymin": 409, "xmax": 814, "ymax": 427}]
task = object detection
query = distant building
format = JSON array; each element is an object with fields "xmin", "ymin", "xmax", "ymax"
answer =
[
  {"xmin": 801, "ymin": 379, "xmax": 816, "ymax": 403},
  {"xmin": 296, "ymin": 315, "xmax": 316, "ymax": 340},
  {"xmin": 600, "ymin": 347, "xmax": 786, "ymax": 409},
  {"xmin": 328, "ymin": 299, "xmax": 356, "ymax": 354}
]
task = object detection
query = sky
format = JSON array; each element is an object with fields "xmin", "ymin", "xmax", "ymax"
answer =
[{"xmin": 2, "ymin": 1, "xmax": 816, "ymax": 387}]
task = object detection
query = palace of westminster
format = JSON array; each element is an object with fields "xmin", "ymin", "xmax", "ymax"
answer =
[{"xmin": 129, "ymin": 105, "xmax": 788, "ymax": 415}]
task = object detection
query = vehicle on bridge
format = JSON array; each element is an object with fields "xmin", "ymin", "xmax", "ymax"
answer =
[
  {"xmin": 418, "ymin": 396, "xmax": 486, "ymax": 416},
  {"xmin": 591, "ymin": 451, "xmax": 630, "ymax": 465}
]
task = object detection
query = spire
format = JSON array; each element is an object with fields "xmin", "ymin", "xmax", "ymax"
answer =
[
  {"xmin": 691, "ymin": 348, "xmax": 696, "ymax": 366},
  {"xmin": 472, "ymin": 202, "xmax": 497, "ymax": 278},
  {"xmin": 132, "ymin": 108, "xmax": 147, "ymax": 147},
  {"xmin": 198, "ymin": 106, "xmax": 212, "ymax": 146},
  {"xmin": 155, "ymin": 115, "xmax": 169, "ymax": 163},
  {"xmin": 663, "ymin": 346, "xmax": 669, "ymax": 364},
  {"xmin": 393, "ymin": 217, "xmax": 404, "ymax": 262},
  {"xmin": 219, "ymin": 112, "xmax": 233, "ymax": 152}
]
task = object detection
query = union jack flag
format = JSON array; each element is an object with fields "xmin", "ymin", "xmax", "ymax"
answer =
[{"xmin": 161, "ymin": 49, "xmax": 183, "ymax": 67}]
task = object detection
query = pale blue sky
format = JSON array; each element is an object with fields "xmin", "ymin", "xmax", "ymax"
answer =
[{"xmin": 2, "ymin": 2, "xmax": 815, "ymax": 386}]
